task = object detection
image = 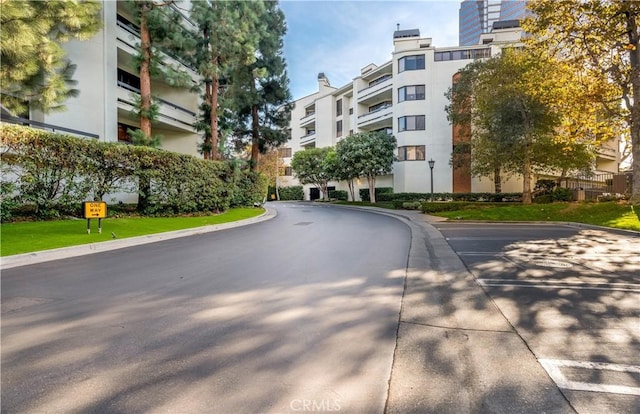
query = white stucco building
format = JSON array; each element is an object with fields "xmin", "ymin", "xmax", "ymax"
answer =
[
  {"xmin": 281, "ymin": 25, "xmax": 620, "ymax": 200},
  {"xmin": 2, "ymin": 1, "xmax": 201, "ymax": 157}
]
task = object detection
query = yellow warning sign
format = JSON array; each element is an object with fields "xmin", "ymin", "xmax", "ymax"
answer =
[{"xmin": 84, "ymin": 201, "xmax": 107, "ymax": 219}]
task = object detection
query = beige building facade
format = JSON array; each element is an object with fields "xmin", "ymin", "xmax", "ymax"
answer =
[
  {"xmin": 282, "ymin": 25, "xmax": 620, "ymax": 200},
  {"xmin": 9, "ymin": 1, "xmax": 201, "ymax": 157}
]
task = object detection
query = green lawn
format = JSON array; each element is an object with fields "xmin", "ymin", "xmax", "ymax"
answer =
[
  {"xmin": 431, "ymin": 202, "xmax": 640, "ymax": 231},
  {"xmin": 1, "ymin": 207, "xmax": 264, "ymax": 256}
]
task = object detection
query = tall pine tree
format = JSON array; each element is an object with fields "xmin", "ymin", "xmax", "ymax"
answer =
[
  {"xmin": 189, "ymin": 0, "xmax": 262, "ymax": 160},
  {"xmin": 227, "ymin": 1, "xmax": 292, "ymax": 170},
  {"xmin": 0, "ymin": 0, "xmax": 101, "ymax": 115}
]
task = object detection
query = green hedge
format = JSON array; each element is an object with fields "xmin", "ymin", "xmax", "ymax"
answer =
[
  {"xmin": 359, "ymin": 187, "xmax": 393, "ymax": 201},
  {"xmin": 267, "ymin": 185, "xmax": 304, "ymax": 201},
  {"xmin": 329, "ymin": 189, "xmax": 348, "ymax": 201},
  {"xmin": 0, "ymin": 125, "xmax": 266, "ymax": 220},
  {"xmin": 420, "ymin": 201, "xmax": 511, "ymax": 213},
  {"xmin": 379, "ymin": 192, "xmax": 523, "ymax": 203}
]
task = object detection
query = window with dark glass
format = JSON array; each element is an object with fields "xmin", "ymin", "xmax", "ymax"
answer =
[
  {"xmin": 398, "ymin": 85, "xmax": 425, "ymax": 102},
  {"xmin": 336, "ymin": 120, "xmax": 343, "ymax": 137},
  {"xmin": 368, "ymin": 101, "xmax": 391, "ymax": 112},
  {"xmin": 398, "ymin": 115, "xmax": 425, "ymax": 131},
  {"xmin": 397, "ymin": 145, "xmax": 426, "ymax": 161},
  {"xmin": 398, "ymin": 54, "xmax": 425, "ymax": 72},
  {"xmin": 336, "ymin": 99, "xmax": 342, "ymax": 116}
]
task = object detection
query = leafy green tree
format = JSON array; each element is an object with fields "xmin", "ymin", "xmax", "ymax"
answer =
[
  {"xmin": 338, "ymin": 132, "xmax": 396, "ymax": 204},
  {"xmin": 227, "ymin": 1, "xmax": 292, "ymax": 170},
  {"xmin": 523, "ymin": 0, "xmax": 640, "ymax": 203},
  {"xmin": 446, "ymin": 48, "xmax": 607, "ymax": 203},
  {"xmin": 0, "ymin": 0, "xmax": 101, "ymax": 115},
  {"xmin": 335, "ymin": 136, "xmax": 364, "ymax": 201},
  {"xmin": 290, "ymin": 147, "xmax": 335, "ymax": 200},
  {"xmin": 188, "ymin": 0, "xmax": 261, "ymax": 160}
]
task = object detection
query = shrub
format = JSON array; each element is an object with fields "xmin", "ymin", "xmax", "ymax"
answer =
[
  {"xmin": 379, "ymin": 192, "xmax": 522, "ymax": 203},
  {"xmin": 401, "ymin": 201, "xmax": 422, "ymax": 210},
  {"xmin": 329, "ymin": 189, "xmax": 348, "ymax": 200},
  {"xmin": 0, "ymin": 124, "xmax": 263, "ymax": 219},
  {"xmin": 552, "ymin": 187, "xmax": 572, "ymax": 202},
  {"xmin": 533, "ymin": 194, "xmax": 553, "ymax": 204},
  {"xmin": 420, "ymin": 201, "xmax": 508, "ymax": 213},
  {"xmin": 0, "ymin": 181, "xmax": 18, "ymax": 222},
  {"xmin": 276, "ymin": 186, "xmax": 304, "ymax": 201},
  {"xmin": 359, "ymin": 187, "xmax": 393, "ymax": 201}
]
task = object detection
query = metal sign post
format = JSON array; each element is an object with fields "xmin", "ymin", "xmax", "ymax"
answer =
[{"xmin": 83, "ymin": 201, "xmax": 107, "ymax": 234}]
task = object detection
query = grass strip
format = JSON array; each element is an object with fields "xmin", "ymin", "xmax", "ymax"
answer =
[
  {"xmin": 431, "ymin": 202, "xmax": 640, "ymax": 231},
  {"xmin": 1, "ymin": 207, "xmax": 264, "ymax": 256}
]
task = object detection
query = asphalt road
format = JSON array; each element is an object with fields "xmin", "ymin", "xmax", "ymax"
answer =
[
  {"xmin": 2, "ymin": 203, "xmax": 410, "ymax": 413},
  {"xmin": 435, "ymin": 222, "xmax": 640, "ymax": 414}
]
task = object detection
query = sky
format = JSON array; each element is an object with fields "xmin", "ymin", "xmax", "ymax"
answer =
[{"xmin": 279, "ymin": 0, "xmax": 461, "ymax": 99}]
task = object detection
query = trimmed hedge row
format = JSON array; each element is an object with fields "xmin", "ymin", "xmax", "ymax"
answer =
[
  {"xmin": 378, "ymin": 192, "xmax": 523, "ymax": 203},
  {"xmin": 420, "ymin": 201, "xmax": 513, "ymax": 213},
  {"xmin": 267, "ymin": 185, "xmax": 304, "ymax": 201},
  {"xmin": 359, "ymin": 187, "xmax": 393, "ymax": 202},
  {"xmin": 0, "ymin": 125, "xmax": 266, "ymax": 220}
]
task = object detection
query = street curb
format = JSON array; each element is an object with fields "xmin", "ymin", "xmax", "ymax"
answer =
[{"xmin": 0, "ymin": 206, "xmax": 277, "ymax": 270}]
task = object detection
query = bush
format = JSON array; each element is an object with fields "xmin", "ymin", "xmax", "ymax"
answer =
[
  {"xmin": 0, "ymin": 124, "xmax": 263, "ymax": 220},
  {"xmin": 359, "ymin": 187, "xmax": 393, "ymax": 201},
  {"xmin": 379, "ymin": 192, "xmax": 522, "ymax": 203},
  {"xmin": 329, "ymin": 189, "xmax": 348, "ymax": 200},
  {"xmin": 552, "ymin": 187, "xmax": 572, "ymax": 202},
  {"xmin": 275, "ymin": 186, "xmax": 304, "ymax": 201},
  {"xmin": 401, "ymin": 201, "xmax": 422, "ymax": 210},
  {"xmin": 533, "ymin": 194, "xmax": 553, "ymax": 204},
  {"xmin": 420, "ymin": 201, "xmax": 508, "ymax": 213},
  {"xmin": 0, "ymin": 181, "xmax": 19, "ymax": 222}
]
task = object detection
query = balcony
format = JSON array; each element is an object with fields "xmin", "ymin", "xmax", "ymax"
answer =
[
  {"xmin": 357, "ymin": 104, "xmax": 393, "ymax": 130},
  {"xmin": 116, "ymin": 17, "xmax": 198, "ymax": 79},
  {"xmin": 300, "ymin": 131, "xmax": 316, "ymax": 146},
  {"xmin": 299, "ymin": 111, "xmax": 316, "ymax": 128},
  {"xmin": 358, "ymin": 76, "xmax": 392, "ymax": 105},
  {"xmin": 117, "ymin": 82, "xmax": 196, "ymax": 131},
  {"xmin": 596, "ymin": 145, "xmax": 617, "ymax": 161}
]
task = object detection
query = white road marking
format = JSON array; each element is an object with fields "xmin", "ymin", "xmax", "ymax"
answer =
[
  {"xmin": 539, "ymin": 359, "xmax": 640, "ymax": 396},
  {"xmin": 476, "ymin": 279, "xmax": 640, "ymax": 293}
]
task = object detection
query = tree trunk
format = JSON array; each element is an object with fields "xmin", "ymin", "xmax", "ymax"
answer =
[
  {"xmin": 347, "ymin": 179, "xmax": 356, "ymax": 201},
  {"xmin": 139, "ymin": 3, "xmax": 152, "ymax": 139},
  {"xmin": 493, "ymin": 167, "xmax": 502, "ymax": 193},
  {"xmin": 522, "ymin": 146, "xmax": 532, "ymax": 204},
  {"xmin": 250, "ymin": 104, "xmax": 260, "ymax": 170},
  {"xmin": 626, "ymin": 8, "xmax": 640, "ymax": 204},
  {"xmin": 368, "ymin": 176, "xmax": 376, "ymax": 203},
  {"xmin": 203, "ymin": 81, "xmax": 212, "ymax": 160},
  {"xmin": 210, "ymin": 71, "xmax": 219, "ymax": 160}
]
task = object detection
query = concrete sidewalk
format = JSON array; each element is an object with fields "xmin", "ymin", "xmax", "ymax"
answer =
[
  {"xmin": 0, "ymin": 207, "xmax": 277, "ymax": 270},
  {"xmin": 373, "ymin": 209, "xmax": 574, "ymax": 413}
]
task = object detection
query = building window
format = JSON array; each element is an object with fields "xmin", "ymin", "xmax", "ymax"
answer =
[
  {"xmin": 305, "ymin": 128, "xmax": 316, "ymax": 136},
  {"xmin": 434, "ymin": 48, "xmax": 490, "ymax": 62},
  {"xmin": 279, "ymin": 147, "xmax": 292, "ymax": 158},
  {"xmin": 398, "ymin": 85, "xmax": 425, "ymax": 102},
  {"xmin": 397, "ymin": 145, "xmax": 426, "ymax": 161},
  {"xmin": 279, "ymin": 166, "xmax": 293, "ymax": 176},
  {"xmin": 375, "ymin": 127, "xmax": 393, "ymax": 135},
  {"xmin": 336, "ymin": 99, "xmax": 342, "ymax": 116},
  {"xmin": 349, "ymin": 108, "xmax": 353, "ymax": 115},
  {"xmin": 117, "ymin": 68, "xmax": 140, "ymax": 91},
  {"xmin": 117, "ymin": 123, "xmax": 133, "ymax": 143},
  {"xmin": 336, "ymin": 120, "xmax": 343, "ymax": 137},
  {"xmin": 398, "ymin": 54, "xmax": 425, "ymax": 72},
  {"xmin": 398, "ymin": 115, "xmax": 425, "ymax": 131}
]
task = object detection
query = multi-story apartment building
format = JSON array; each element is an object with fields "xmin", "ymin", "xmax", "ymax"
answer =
[
  {"xmin": 282, "ymin": 25, "xmax": 620, "ymax": 200},
  {"xmin": 459, "ymin": 0, "xmax": 527, "ymax": 46},
  {"xmin": 2, "ymin": 1, "xmax": 201, "ymax": 157}
]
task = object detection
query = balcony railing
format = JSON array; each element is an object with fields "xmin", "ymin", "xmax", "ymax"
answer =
[
  {"xmin": 358, "ymin": 75, "xmax": 392, "ymax": 96},
  {"xmin": 357, "ymin": 103, "xmax": 392, "ymax": 119},
  {"xmin": 0, "ymin": 114, "xmax": 99, "ymax": 139},
  {"xmin": 118, "ymin": 81, "xmax": 196, "ymax": 117}
]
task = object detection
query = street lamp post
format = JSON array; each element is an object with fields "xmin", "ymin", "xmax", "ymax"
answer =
[{"xmin": 428, "ymin": 158, "xmax": 435, "ymax": 202}]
